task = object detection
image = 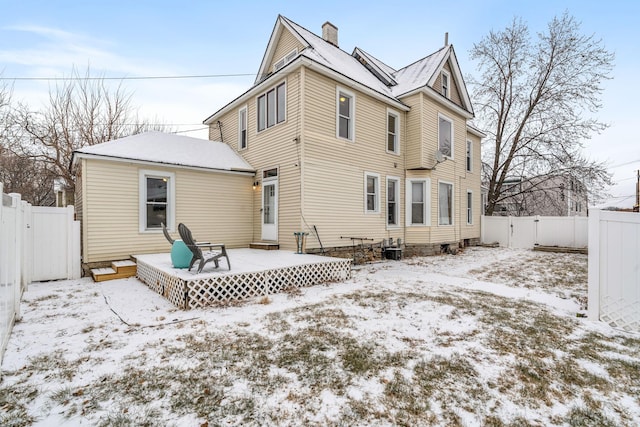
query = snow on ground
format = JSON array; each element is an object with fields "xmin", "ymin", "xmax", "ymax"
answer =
[{"xmin": 1, "ymin": 247, "xmax": 639, "ymax": 426}]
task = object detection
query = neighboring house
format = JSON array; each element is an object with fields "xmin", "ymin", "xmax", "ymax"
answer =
[
  {"xmin": 490, "ymin": 175, "xmax": 588, "ymax": 217},
  {"xmin": 72, "ymin": 132, "xmax": 255, "ymax": 267},
  {"xmin": 204, "ymin": 15, "xmax": 484, "ymax": 256}
]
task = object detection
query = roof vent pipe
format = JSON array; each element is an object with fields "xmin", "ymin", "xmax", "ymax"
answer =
[
  {"xmin": 322, "ymin": 21, "xmax": 338, "ymax": 47},
  {"xmin": 444, "ymin": 32, "xmax": 449, "ymax": 46}
]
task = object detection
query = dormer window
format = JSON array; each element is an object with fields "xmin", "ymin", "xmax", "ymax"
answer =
[
  {"xmin": 441, "ymin": 70, "xmax": 450, "ymax": 98},
  {"xmin": 273, "ymin": 49, "xmax": 298, "ymax": 72}
]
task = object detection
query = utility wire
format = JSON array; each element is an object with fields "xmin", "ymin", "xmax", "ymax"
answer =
[{"xmin": 0, "ymin": 73, "xmax": 256, "ymax": 81}]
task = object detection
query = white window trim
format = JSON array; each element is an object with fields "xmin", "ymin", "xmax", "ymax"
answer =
[
  {"xmin": 386, "ymin": 176, "xmax": 401, "ymax": 229},
  {"xmin": 238, "ymin": 106, "xmax": 248, "ymax": 150},
  {"xmin": 257, "ymin": 80, "xmax": 286, "ymax": 133},
  {"xmin": 364, "ymin": 172, "xmax": 380, "ymax": 214},
  {"xmin": 405, "ymin": 178, "xmax": 430, "ymax": 226},
  {"xmin": 336, "ymin": 86, "xmax": 356, "ymax": 141},
  {"xmin": 467, "ymin": 190, "xmax": 473, "ymax": 225},
  {"xmin": 273, "ymin": 48, "xmax": 298, "ymax": 72},
  {"xmin": 438, "ymin": 113, "xmax": 454, "ymax": 159},
  {"xmin": 466, "ymin": 140, "xmax": 473, "ymax": 172},
  {"xmin": 386, "ymin": 108, "xmax": 400, "ymax": 155},
  {"xmin": 441, "ymin": 70, "xmax": 450, "ymax": 98},
  {"xmin": 139, "ymin": 169, "xmax": 175, "ymax": 233},
  {"xmin": 438, "ymin": 180, "xmax": 454, "ymax": 226}
]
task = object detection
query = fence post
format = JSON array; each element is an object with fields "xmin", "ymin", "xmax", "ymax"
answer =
[
  {"xmin": 9, "ymin": 194, "xmax": 23, "ymax": 321},
  {"xmin": 587, "ymin": 209, "xmax": 601, "ymax": 321},
  {"xmin": 65, "ymin": 205, "xmax": 81, "ymax": 279},
  {"xmin": 21, "ymin": 201, "xmax": 32, "ymax": 289}
]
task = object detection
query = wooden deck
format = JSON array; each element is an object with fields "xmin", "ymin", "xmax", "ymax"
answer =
[{"xmin": 134, "ymin": 249, "xmax": 352, "ymax": 309}]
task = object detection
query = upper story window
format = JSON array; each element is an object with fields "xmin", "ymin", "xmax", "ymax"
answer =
[
  {"xmin": 337, "ymin": 87, "xmax": 355, "ymax": 141},
  {"xmin": 257, "ymin": 82, "xmax": 286, "ymax": 132},
  {"xmin": 438, "ymin": 114, "xmax": 453, "ymax": 158},
  {"xmin": 273, "ymin": 49, "xmax": 298, "ymax": 72},
  {"xmin": 441, "ymin": 70, "xmax": 450, "ymax": 98},
  {"xmin": 364, "ymin": 172, "xmax": 380, "ymax": 213},
  {"xmin": 139, "ymin": 170, "xmax": 175, "ymax": 233},
  {"xmin": 239, "ymin": 106, "xmax": 247, "ymax": 150},
  {"xmin": 466, "ymin": 140, "xmax": 472, "ymax": 172},
  {"xmin": 387, "ymin": 109, "xmax": 399, "ymax": 154}
]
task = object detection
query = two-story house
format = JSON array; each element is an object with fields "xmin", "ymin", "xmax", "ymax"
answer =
[
  {"xmin": 204, "ymin": 15, "xmax": 484, "ymax": 256},
  {"xmin": 72, "ymin": 15, "xmax": 484, "ymax": 269}
]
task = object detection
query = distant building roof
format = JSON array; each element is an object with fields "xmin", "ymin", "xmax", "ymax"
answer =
[{"xmin": 72, "ymin": 132, "xmax": 254, "ymax": 173}]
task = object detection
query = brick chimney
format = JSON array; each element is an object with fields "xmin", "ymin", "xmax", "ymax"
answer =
[{"xmin": 322, "ymin": 21, "xmax": 338, "ymax": 47}]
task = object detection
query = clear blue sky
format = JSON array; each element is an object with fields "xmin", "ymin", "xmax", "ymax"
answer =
[{"xmin": 1, "ymin": 0, "xmax": 638, "ymax": 207}]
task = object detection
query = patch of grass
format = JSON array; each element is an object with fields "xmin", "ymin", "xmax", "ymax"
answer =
[
  {"xmin": 0, "ymin": 384, "xmax": 38, "ymax": 426},
  {"xmin": 562, "ymin": 405, "xmax": 618, "ymax": 427}
]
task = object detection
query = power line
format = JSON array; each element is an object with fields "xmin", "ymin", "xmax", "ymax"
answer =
[
  {"xmin": 0, "ymin": 73, "xmax": 256, "ymax": 81},
  {"xmin": 610, "ymin": 159, "xmax": 640, "ymax": 168}
]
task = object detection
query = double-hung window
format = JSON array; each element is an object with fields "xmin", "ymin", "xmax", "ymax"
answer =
[
  {"xmin": 257, "ymin": 82, "xmax": 286, "ymax": 132},
  {"xmin": 466, "ymin": 140, "xmax": 472, "ymax": 172},
  {"xmin": 387, "ymin": 177, "xmax": 400, "ymax": 227},
  {"xmin": 387, "ymin": 109, "xmax": 399, "ymax": 154},
  {"xmin": 406, "ymin": 178, "xmax": 430, "ymax": 226},
  {"xmin": 364, "ymin": 172, "xmax": 380, "ymax": 213},
  {"xmin": 439, "ymin": 181, "xmax": 454, "ymax": 226},
  {"xmin": 337, "ymin": 87, "xmax": 355, "ymax": 140},
  {"xmin": 441, "ymin": 71, "xmax": 450, "ymax": 98},
  {"xmin": 139, "ymin": 170, "xmax": 175, "ymax": 232},
  {"xmin": 438, "ymin": 114, "xmax": 453, "ymax": 158},
  {"xmin": 239, "ymin": 106, "xmax": 247, "ymax": 150},
  {"xmin": 467, "ymin": 190, "xmax": 473, "ymax": 225}
]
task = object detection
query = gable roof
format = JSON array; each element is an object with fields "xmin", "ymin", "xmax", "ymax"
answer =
[
  {"xmin": 72, "ymin": 132, "xmax": 254, "ymax": 173},
  {"xmin": 205, "ymin": 15, "xmax": 474, "ymax": 124}
]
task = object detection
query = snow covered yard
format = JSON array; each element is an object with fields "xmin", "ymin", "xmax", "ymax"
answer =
[{"xmin": 1, "ymin": 247, "xmax": 639, "ymax": 426}]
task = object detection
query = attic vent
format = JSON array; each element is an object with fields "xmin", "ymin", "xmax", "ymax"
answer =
[{"xmin": 322, "ymin": 21, "xmax": 338, "ymax": 47}]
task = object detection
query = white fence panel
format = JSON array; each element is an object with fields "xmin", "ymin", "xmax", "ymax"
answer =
[
  {"xmin": 481, "ymin": 216, "xmax": 511, "ymax": 247},
  {"xmin": 588, "ymin": 210, "xmax": 640, "ymax": 332},
  {"xmin": 481, "ymin": 215, "xmax": 588, "ymax": 249},
  {"xmin": 31, "ymin": 205, "xmax": 80, "ymax": 282},
  {"xmin": 537, "ymin": 216, "xmax": 588, "ymax": 248},
  {"xmin": 0, "ymin": 186, "xmax": 23, "ymax": 362}
]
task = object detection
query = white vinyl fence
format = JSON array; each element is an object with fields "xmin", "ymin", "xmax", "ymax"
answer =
[
  {"xmin": 481, "ymin": 215, "xmax": 588, "ymax": 248},
  {"xmin": 588, "ymin": 210, "xmax": 640, "ymax": 332},
  {"xmin": 0, "ymin": 183, "xmax": 80, "ymax": 361}
]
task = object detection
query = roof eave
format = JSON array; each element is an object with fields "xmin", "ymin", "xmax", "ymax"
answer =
[
  {"xmin": 300, "ymin": 57, "xmax": 410, "ymax": 112},
  {"xmin": 72, "ymin": 152, "xmax": 256, "ymax": 175},
  {"xmin": 204, "ymin": 58, "xmax": 304, "ymax": 125},
  {"xmin": 466, "ymin": 124, "xmax": 486, "ymax": 138},
  {"xmin": 398, "ymin": 86, "xmax": 473, "ymax": 119}
]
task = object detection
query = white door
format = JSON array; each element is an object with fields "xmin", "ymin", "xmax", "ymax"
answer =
[{"xmin": 262, "ymin": 180, "xmax": 278, "ymax": 241}]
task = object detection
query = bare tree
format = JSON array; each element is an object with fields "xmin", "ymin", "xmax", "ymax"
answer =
[
  {"xmin": 470, "ymin": 13, "xmax": 614, "ymax": 215},
  {"xmin": 12, "ymin": 67, "xmax": 168, "ymax": 203}
]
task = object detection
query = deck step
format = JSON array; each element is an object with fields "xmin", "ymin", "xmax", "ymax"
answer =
[
  {"xmin": 250, "ymin": 242, "xmax": 280, "ymax": 250},
  {"xmin": 92, "ymin": 260, "xmax": 137, "ymax": 282}
]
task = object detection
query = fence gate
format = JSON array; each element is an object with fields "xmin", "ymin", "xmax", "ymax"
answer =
[{"xmin": 30, "ymin": 206, "xmax": 80, "ymax": 282}]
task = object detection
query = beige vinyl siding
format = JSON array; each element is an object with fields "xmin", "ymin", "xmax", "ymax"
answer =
[
  {"xmin": 403, "ymin": 93, "xmax": 423, "ymax": 170},
  {"xmin": 432, "ymin": 61, "xmax": 463, "ymax": 107},
  {"xmin": 460, "ymin": 132, "xmax": 482, "ymax": 239},
  {"xmin": 268, "ymin": 28, "xmax": 305, "ymax": 72},
  {"xmin": 74, "ymin": 161, "xmax": 85, "ymax": 260},
  {"xmin": 211, "ymin": 73, "xmax": 303, "ymax": 249},
  {"xmin": 428, "ymin": 100, "xmax": 473, "ymax": 244},
  {"xmin": 82, "ymin": 159, "xmax": 253, "ymax": 263},
  {"xmin": 301, "ymin": 69, "xmax": 405, "ymax": 248}
]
